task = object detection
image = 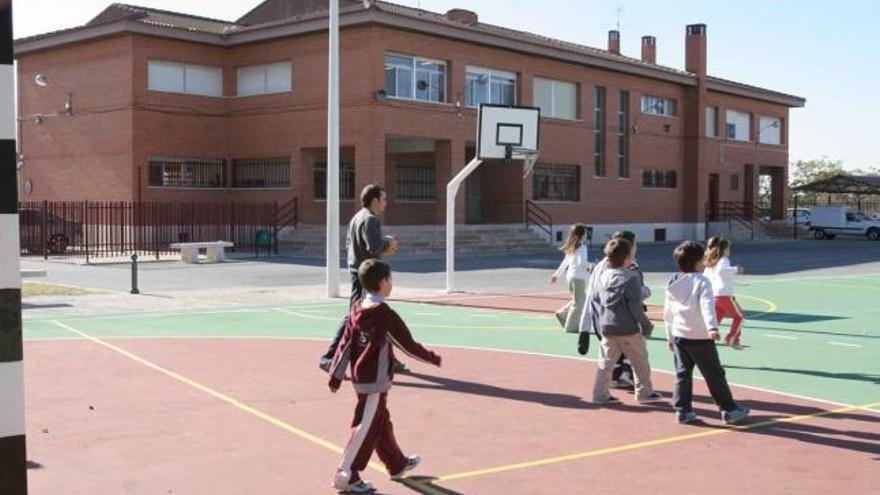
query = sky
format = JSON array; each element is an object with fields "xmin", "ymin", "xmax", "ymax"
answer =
[{"xmin": 13, "ymin": 0, "xmax": 880, "ymax": 170}]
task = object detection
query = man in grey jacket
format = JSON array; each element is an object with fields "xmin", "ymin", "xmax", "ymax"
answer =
[
  {"xmin": 589, "ymin": 238, "xmax": 661, "ymax": 405},
  {"xmin": 319, "ymin": 184, "xmax": 402, "ymax": 371}
]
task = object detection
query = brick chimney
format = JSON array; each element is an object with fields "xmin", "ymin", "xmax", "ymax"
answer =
[
  {"xmin": 685, "ymin": 24, "xmax": 707, "ymax": 76},
  {"xmin": 608, "ymin": 30, "xmax": 620, "ymax": 55},
  {"xmin": 641, "ymin": 36, "xmax": 656, "ymax": 64},
  {"xmin": 445, "ymin": 9, "xmax": 478, "ymax": 26}
]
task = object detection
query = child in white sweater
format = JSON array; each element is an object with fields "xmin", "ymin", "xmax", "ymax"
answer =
[
  {"xmin": 664, "ymin": 241, "xmax": 749, "ymax": 425},
  {"xmin": 703, "ymin": 236, "xmax": 746, "ymax": 349},
  {"xmin": 550, "ymin": 224, "xmax": 590, "ymax": 333}
]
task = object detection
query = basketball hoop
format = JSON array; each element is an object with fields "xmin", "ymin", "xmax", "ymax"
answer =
[{"xmin": 506, "ymin": 146, "xmax": 540, "ymax": 179}]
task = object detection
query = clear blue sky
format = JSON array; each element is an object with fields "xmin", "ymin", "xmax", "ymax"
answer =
[{"xmin": 14, "ymin": 0, "xmax": 880, "ymax": 169}]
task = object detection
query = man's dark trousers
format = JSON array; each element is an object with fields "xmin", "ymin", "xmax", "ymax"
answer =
[{"xmin": 322, "ymin": 272, "xmax": 364, "ymax": 361}]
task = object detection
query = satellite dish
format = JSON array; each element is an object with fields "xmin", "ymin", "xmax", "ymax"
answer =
[{"xmin": 34, "ymin": 74, "xmax": 48, "ymax": 87}]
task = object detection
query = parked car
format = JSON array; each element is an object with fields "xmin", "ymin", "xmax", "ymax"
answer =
[
  {"xmin": 785, "ymin": 208, "xmax": 812, "ymax": 226},
  {"xmin": 808, "ymin": 206, "xmax": 880, "ymax": 240},
  {"xmin": 19, "ymin": 207, "xmax": 84, "ymax": 254}
]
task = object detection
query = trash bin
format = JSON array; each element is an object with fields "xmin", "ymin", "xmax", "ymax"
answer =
[{"xmin": 255, "ymin": 229, "xmax": 272, "ymax": 257}]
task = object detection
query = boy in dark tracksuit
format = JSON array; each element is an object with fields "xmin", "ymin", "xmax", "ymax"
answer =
[
  {"xmin": 328, "ymin": 259, "xmax": 442, "ymax": 493},
  {"xmin": 664, "ymin": 241, "xmax": 750, "ymax": 425}
]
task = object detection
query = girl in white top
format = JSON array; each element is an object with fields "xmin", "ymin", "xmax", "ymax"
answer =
[
  {"xmin": 550, "ymin": 223, "xmax": 590, "ymax": 333},
  {"xmin": 703, "ymin": 236, "xmax": 746, "ymax": 348}
]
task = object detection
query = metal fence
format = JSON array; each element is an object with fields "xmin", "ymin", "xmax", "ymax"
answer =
[{"xmin": 19, "ymin": 201, "xmax": 278, "ymax": 261}]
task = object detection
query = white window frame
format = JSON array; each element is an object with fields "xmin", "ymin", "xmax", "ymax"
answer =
[
  {"xmin": 384, "ymin": 53, "xmax": 447, "ymax": 104},
  {"xmin": 759, "ymin": 116, "xmax": 782, "ymax": 145},
  {"xmin": 534, "ymin": 77, "xmax": 578, "ymax": 120},
  {"xmin": 147, "ymin": 59, "xmax": 223, "ymax": 97},
  {"xmin": 640, "ymin": 95, "xmax": 677, "ymax": 117},
  {"xmin": 705, "ymin": 106, "xmax": 718, "ymax": 137},
  {"xmin": 236, "ymin": 61, "xmax": 292, "ymax": 97},
  {"xmin": 725, "ymin": 109, "xmax": 751, "ymax": 142},
  {"xmin": 464, "ymin": 66, "xmax": 516, "ymax": 108}
]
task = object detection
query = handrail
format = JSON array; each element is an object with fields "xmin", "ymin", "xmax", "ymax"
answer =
[
  {"xmin": 272, "ymin": 197, "xmax": 298, "ymax": 254},
  {"xmin": 524, "ymin": 200, "xmax": 553, "ymax": 241},
  {"xmin": 706, "ymin": 201, "xmax": 774, "ymax": 241}
]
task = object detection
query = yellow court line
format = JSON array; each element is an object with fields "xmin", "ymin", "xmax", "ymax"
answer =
[
  {"xmin": 736, "ymin": 294, "xmax": 778, "ymax": 319},
  {"xmin": 49, "ymin": 320, "xmax": 389, "ymax": 473},
  {"xmin": 273, "ymin": 307, "xmax": 553, "ymax": 331},
  {"xmin": 435, "ymin": 400, "xmax": 880, "ymax": 482}
]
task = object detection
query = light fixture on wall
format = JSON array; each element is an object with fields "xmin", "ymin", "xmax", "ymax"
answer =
[
  {"xmin": 33, "ymin": 73, "xmax": 74, "ymax": 117},
  {"xmin": 375, "ymin": 89, "xmax": 388, "ymax": 101}
]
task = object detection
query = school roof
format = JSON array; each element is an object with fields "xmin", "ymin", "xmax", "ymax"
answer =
[{"xmin": 14, "ymin": 1, "xmax": 806, "ymax": 108}]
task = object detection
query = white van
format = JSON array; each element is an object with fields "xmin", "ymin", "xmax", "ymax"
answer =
[{"xmin": 809, "ymin": 206, "xmax": 880, "ymax": 240}]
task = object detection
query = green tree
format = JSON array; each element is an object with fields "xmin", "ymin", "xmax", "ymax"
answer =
[{"xmin": 789, "ymin": 158, "xmax": 844, "ymax": 187}]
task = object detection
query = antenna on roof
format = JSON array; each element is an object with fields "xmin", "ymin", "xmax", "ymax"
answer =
[{"xmin": 615, "ymin": 5, "xmax": 624, "ymax": 31}]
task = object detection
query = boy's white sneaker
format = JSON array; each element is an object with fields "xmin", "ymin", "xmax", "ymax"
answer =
[
  {"xmin": 332, "ymin": 471, "xmax": 375, "ymax": 493},
  {"xmin": 390, "ymin": 455, "xmax": 421, "ymax": 480},
  {"xmin": 722, "ymin": 406, "xmax": 751, "ymax": 425}
]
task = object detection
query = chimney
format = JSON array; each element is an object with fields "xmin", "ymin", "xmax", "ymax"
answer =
[
  {"xmin": 445, "ymin": 9, "xmax": 478, "ymax": 26},
  {"xmin": 641, "ymin": 36, "xmax": 656, "ymax": 64},
  {"xmin": 685, "ymin": 24, "xmax": 707, "ymax": 76},
  {"xmin": 608, "ymin": 30, "xmax": 620, "ymax": 54}
]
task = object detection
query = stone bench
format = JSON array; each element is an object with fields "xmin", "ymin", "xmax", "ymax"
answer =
[{"xmin": 169, "ymin": 241, "xmax": 234, "ymax": 264}]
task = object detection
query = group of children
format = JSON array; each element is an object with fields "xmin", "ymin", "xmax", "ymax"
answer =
[
  {"xmin": 324, "ymin": 222, "xmax": 750, "ymax": 493},
  {"xmin": 553, "ymin": 225, "xmax": 750, "ymax": 424}
]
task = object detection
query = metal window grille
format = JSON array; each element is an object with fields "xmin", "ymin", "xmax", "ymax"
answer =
[
  {"xmin": 148, "ymin": 156, "xmax": 227, "ymax": 188},
  {"xmin": 731, "ymin": 174, "xmax": 740, "ymax": 191},
  {"xmin": 232, "ymin": 157, "xmax": 291, "ymax": 188},
  {"xmin": 395, "ymin": 163, "xmax": 436, "ymax": 202},
  {"xmin": 314, "ymin": 162, "xmax": 355, "ymax": 200},
  {"xmin": 533, "ymin": 164, "xmax": 580, "ymax": 201},
  {"xmin": 642, "ymin": 170, "xmax": 677, "ymax": 189}
]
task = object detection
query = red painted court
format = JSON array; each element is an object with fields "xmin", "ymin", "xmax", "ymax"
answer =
[{"xmin": 25, "ymin": 337, "xmax": 880, "ymax": 494}]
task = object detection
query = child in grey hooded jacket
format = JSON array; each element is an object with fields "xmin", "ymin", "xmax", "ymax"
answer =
[{"xmin": 590, "ymin": 238, "xmax": 662, "ymax": 405}]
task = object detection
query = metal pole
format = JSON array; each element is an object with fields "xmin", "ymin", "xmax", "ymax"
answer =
[
  {"xmin": 446, "ymin": 157, "xmax": 482, "ymax": 293},
  {"xmin": 793, "ymin": 193, "xmax": 798, "ymax": 240},
  {"xmin": 326, "ymin": 0, "xmax": 340, "ymax": 298},
  {"xmin": 130, "ymin": 253, "xmax": 140, "ymax": 294}
]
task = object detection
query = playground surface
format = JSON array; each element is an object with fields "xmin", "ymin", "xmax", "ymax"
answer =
[{"xmin": 22, "ymin": 262, "xmax": 880, "ymax": 494}]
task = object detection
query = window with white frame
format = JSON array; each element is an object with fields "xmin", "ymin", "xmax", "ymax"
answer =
[
  {"xmin": 236, "ymin": 62, "xmax": 292, "ymax": 96},
  {"xmin": 384, "ymin": 54, "xmax": 446, "ymax": 103},
  {"xmin": 759, "ymin": 116, "xmax": 782, "ymax": 145},
  {"xmin": 232, "ymin": 157, "xmax": 291, "ymax": 188},
  {"xmin": 725, "ymin": 110, "xmax": 751, "ymax": 141},
  {"xmin": 148, "ymin": 60, "xmax": 223, "ymax": 97},
  {"xmin": 705, "ymin": 106, "xmax": 718, "ymax": 137},
  {"xmin": 593, "ymin": 86, "xmax": 606, "ymax": 177},
  {"xmin": 465, "ymin": 66, "xmax": 516, "ymax": 107},
  {"xmin": 148, "ymin": 156, "xmax": 227, "ymax": 188},
  {"xmin": 533, "ymin": 78, "xmax": 577, "ymax": 120},
  {"xmin": 640, "ymin": 95, "xmax": 677, "ymax": 117}
]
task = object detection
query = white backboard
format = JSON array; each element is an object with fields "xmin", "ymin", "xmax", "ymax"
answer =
[{"xmin": 477, "ymin": 104, "xmax": 540, "ymax": 160}]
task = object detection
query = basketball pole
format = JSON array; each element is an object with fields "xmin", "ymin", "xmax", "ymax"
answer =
[
  {"xmin": 446, "ymin": 157, "xmax": 482, "ymax": 293},
  {"xmin": 325, "ymin": 0, "xmax": 340, "ymax": 298}
]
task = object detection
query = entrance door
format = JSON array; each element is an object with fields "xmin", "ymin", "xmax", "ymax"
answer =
[
  {"xmin": 708, "ymin": 173, "xmax": 720, "ymax": 221},
  {"xmin": 466, "ymin": 167, "xmax": 482, "ymax": 224}
]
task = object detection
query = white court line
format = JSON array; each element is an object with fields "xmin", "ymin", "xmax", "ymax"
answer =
[
  {"xmin": 763, "ymin": 334, "xmax": 797, "ymax": 340},
  {"xmin": 468, "ymin": 314, "xmax": 498, "ymax": 318},
  {"xmin": 828, "ymin": 341, "xmax": 863, "ymax": 348}
]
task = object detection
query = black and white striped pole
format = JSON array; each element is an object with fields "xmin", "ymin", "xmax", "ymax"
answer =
[{"xmin": 0, "ymin": 1, "xmax": 28, "ymax": 492}]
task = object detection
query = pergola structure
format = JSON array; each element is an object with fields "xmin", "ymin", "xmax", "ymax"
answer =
[{"xmin": 793, "ymin": 174, "xmax": 880, "ymax": 196}]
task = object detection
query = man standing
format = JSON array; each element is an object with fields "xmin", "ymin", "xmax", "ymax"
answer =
[{"xmin": 319, "ymin": 184, "xmax": 405, "ymax": 371}]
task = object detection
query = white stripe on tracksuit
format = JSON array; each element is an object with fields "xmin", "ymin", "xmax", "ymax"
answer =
[{"xmin": 338, "ymin": 393, "xmax": 380, "ymax": 476}]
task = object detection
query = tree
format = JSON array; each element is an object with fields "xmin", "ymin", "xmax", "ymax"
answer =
[{"xmin": 789, "ymin": 158, "xmax": 844, "ymax": 187}]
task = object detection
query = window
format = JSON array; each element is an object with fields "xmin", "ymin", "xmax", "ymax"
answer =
[
  {"xmin": 384, "ymin": 54, "xmax": 446, "ymax": 103},
  {"xmin": 759, "ymin": 116, "xmax": 782, "ymax": 145},
  {"xmin": 465, "ymin": 67, "xmax": 516, "ymax": 107},
  {"xmin": 641, "ymin": 170, "xmax": 677, "ymax": 189},
  {"xmin": 232, "ymin": 157, "xmax": 291, "ymax": 188},
  {"xmin": 148, "ymin": 60, "xmax": 223, "ymax": 97},
  {"xmin": 730, "ymin": 173, "xmax": 740, "ymax": 191},
  {"xmin": 533, "ymin": 164, "xmax": 580, "ymax": 201},
  {"xmin": 236, "ymin": 62, "xmax": 292, "ymax": 96},
  {"xmin": 533, "ymin": 78, "xmax": 577, "ymax": 120},
  {"xmin": 617, "ymin": 90, "xmax": 630, "ymax": 178},
  {"xmin": 148, "ymin": 156, "xmax": 227, "ymax": 188},
  {"xmin": 706, "ymin": 106, "xmax": 718, "ymax": 137},
  {"xmin": 395, "ymin": 164, "xmax": 436, "ymax": 202},
  {"xmin": 593, "ymin": 86, "xmax": 606, "ymax": 176},
  {"xmin": 314, "ymin": 161, "xmax": 355, "ymax": 200},
  {"xmin": 725, "ymin": 110, "xmax": 750, "ymax": 141},
  {"xmin": 640, "ymin": 95, "xmax": 677, "ymax": 116}
]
